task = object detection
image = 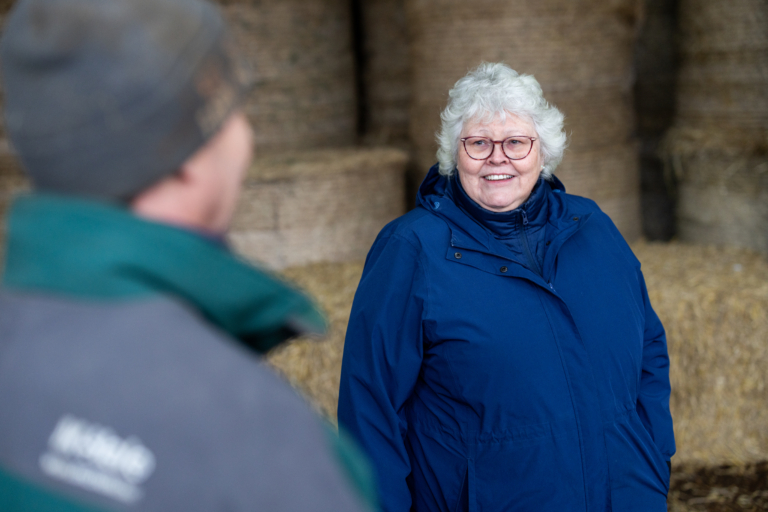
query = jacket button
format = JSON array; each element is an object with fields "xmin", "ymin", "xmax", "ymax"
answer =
[
  {"xmin": 454, "ymin": 252, "xmax": 462, "ymax": 259},
  {"xmin": 500, "ymin": 266, "xmax": 508, "ymax": 273},
  {"xmin": 572, "ymin": 216, "xmax": 579, "ymax": 221}
]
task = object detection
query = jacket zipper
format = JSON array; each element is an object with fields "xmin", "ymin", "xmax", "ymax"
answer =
[{"xmin": 520, "ymin": 210, "xmax": 543, "ymax": 278}]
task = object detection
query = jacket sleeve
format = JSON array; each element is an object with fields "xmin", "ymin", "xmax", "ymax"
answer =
[
  {"xmin": 338, "ymin": 234, "xmax": 427, "ymax": 512},
  {"xmin": 635, "ymin": 269, "xmax": 676, "ymax": 462}
]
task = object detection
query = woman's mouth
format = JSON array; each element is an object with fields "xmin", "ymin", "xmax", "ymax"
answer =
[{"xmin": 483, "ymin": 174, "xmax": 513, "ymax": 181}]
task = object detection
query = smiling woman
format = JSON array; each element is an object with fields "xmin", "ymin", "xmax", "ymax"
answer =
[{"xmin": 338, "ymin": 62, "xmax": 676, "ymax": 512}]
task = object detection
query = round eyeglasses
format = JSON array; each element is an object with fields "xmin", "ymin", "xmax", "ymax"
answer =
[{"xmin": 460, "ymin": 136, "xmax": 537, "ymax": 161}]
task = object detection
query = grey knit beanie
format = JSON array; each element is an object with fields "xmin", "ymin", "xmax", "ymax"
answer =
[{"xmin": 0, "ymin": 0, "xmax": 251, "ymax": 200}]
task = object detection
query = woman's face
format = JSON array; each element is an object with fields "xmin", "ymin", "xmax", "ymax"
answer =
[{"xmin": 456, "ymin": 113, "xmax": 543, "ymax": 212}]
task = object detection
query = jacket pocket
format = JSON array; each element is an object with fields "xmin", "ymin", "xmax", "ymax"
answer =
[
  {"xmin": 453, "ymin": 459, "xmax": 476, "ymax": 512},
  {"xmin": 604, "ymin": 409, "xmax": 671, "ymax": 511}
]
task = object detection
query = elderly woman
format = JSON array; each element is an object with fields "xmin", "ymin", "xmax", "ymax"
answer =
[{"xmin": 338, "ymin": 62, "xmax": 675, "ymax": 512}]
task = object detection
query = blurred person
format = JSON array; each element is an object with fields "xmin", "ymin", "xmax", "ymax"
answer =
[
  {"xmin": 0, "ymin": 0, "xmax": 375, "ymax": 511},
  {"xmin": 338, "ymin": 62, "xmax": 674, "ymax": 512}
]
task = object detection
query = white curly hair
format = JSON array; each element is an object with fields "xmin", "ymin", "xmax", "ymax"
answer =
[{"xmin": 436, "ymin": 62, "xmax": 567, "ymax": 179}]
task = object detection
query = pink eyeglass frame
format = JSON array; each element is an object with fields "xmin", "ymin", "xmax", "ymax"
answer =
[{"xmin": 460, "ymin": 136, "xmax": 538, "ymax": 161}]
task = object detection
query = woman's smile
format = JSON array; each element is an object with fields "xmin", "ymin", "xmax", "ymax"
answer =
[{"xmin": 483, "ymin": 174, "xmax": 515, "ymax": 181}]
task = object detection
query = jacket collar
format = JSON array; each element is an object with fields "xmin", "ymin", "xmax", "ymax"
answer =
[
  {"xmin": 417, "ymin": 164, "xmax": 592, "ymax": 281},
  {"xmin": 449, "ymin": 173, "xmax": 549, "ymax": 240},
  {"xmin": 2, "ymin": 194, "xmax": 326, "ymax": 353}
]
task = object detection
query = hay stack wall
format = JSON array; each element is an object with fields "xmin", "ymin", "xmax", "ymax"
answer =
[
  {"xmin": 220, "ymin": 0, "xmax": 358, "ymax": 151},
  {"xmin": 229, "ymin": 148, "xmax": 407, "ymax": 269},
  {"xmin": 405, "ymin": 0, "xmax": 643, "ymax": 240},
  {"xmin": 664, "ymin": 0, "xmax": 768, "ymax": 253},
  {"xmin": 358, "ymin": 0, "xmax": 411, "ymax": 146},
  {"xmin": 220, "ymin": 0, "xmax": 409, "ymax": 269}
]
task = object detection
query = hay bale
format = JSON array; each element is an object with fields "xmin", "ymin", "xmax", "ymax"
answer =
[
  {"xmin": 633, "ymin": 240, "xmax": 768, "ymax": 466},
  {"xmin": 219, "ymin": 0, "xmax": 358, "ymax": 152},
  {"xmin": 405, "ymin": 0, "xmax": 644, "ymax": 240},
  {"xmin": 359, "ymin": 0, "xmax": 411, "ymax": 145},
  {"xmin": 634, "ymin": 0, "xmax": 678, "ymax": 240},
  {"xmin": 228, "ymin": 147, "xmax": 407, "ymax": 269},
  {"xmin": 664, "ymin": 0, "xmax": 768, "ymax": 252},
  {"xmin": 268, "ymin": 260, "xmax": 364, "ymax": 421}
]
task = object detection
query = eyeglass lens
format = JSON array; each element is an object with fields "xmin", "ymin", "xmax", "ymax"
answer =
[{"xmin": 464, "ymin": 137, "xmax": 533, "ymax": 160}]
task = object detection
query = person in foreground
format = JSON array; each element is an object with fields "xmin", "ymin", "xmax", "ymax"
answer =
[
  {"xmin": 338, "ymin": 62, "xmax": 675, "ymax": 512},
  {"xmin": 0, "ymin": 1, "xmax": 375, "ymax": 511}
]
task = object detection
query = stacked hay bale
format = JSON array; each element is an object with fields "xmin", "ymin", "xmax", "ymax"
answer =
[
  {"xmin": 663, "ymin": 0, "xmax": 768, "ymax": 253},
  {"xmin": 358, "ymin": 0, "xmax": 411, "ymax": 146},
  {"xmin": 405, "ymin": 0, "xmax": 644, "ymax": 239},
  {"xmin": 229, "ymin": 148, "xmax": 408, "ymax": 269},
  {"xmin": 219, "ymin": 0, "xmax": 409, "ymax": 268},
  {"xmin": 634, "ymin": 0, "xmax": 678, "ymax": 240},
  {"xmin": 219, "ymin": 0, "xmax": 358, "ymax": 151},
  {"xmin": 633, "ymin": 241, "xmax": 768, "ymax": 467},
  {"xmin": 269, "ymin": 260, "xmax": 365, "ymax": 419}
]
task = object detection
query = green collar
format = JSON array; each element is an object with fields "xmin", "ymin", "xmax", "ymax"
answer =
[{"xmin": 2, "ymin": 194, "xmax": 326, "ymax": 353}]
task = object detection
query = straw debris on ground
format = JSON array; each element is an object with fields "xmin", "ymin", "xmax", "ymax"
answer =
[{"xmin": 668, "ymin": 462, "xmax": 768, "ymax": 511}]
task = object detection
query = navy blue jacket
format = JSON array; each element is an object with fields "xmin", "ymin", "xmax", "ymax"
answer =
[{"xmin": 338, "ymin": 166, "xmax": 675, "ymax": 512}]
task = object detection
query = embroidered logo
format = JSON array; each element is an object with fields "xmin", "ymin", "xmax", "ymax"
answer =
[{"xmin": 39, "ymin": 415, "xmax": 156, "ymax": 504}]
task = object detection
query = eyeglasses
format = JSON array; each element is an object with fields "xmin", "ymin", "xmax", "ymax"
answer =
[{"xmin": 460, "ymin": 136, "xmax": 537, "ymax": 161}]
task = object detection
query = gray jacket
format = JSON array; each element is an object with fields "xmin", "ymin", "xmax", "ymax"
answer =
[{"xmin": 0, "ymin": 195, "xmax": 373, "ymax": 512}]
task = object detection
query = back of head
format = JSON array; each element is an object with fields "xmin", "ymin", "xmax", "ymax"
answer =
[{"xmin": 0, "ymin": 0, "xmax": 251, "ymax": 201}]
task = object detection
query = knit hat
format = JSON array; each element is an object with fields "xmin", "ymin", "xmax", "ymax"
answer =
[{"xmin": 0, "ymin": 0, "xmax": 252, "ymax": 201}]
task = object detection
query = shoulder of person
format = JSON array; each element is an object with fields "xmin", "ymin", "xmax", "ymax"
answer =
[
  {"xmin": 0, "ymin": 293, "xmax": 370, "ymax": 512},
  {"xmin": 372, "ymin": 205, "xmax": 451, "ymax": 251},
  {"xmin": 555, "ymin": 191, "xmax": 641, "ymax": 269}
]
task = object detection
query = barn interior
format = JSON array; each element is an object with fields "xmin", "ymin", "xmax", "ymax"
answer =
[{"xmin": 0, "ymin": 0, "xmax": 766, "ymax": 509}]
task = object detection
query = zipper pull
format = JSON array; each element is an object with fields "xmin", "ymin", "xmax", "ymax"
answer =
[
  {"xmin": 548, "ymin": 282, "xmax": 555, "ymax": 291},
  {"xmin": 521, "ymin": 210, "xmax": 529, "ymax": 226}
]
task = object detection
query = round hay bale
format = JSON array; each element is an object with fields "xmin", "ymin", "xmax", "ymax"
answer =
[
  {"xmin": 405, "ymin": 0, "xmax": 643, "ymax": 240},
  {"xmin": 664, "ymin": 0, "xmax": 768, "ymax": 252},
  {"xmin": 359, "ymin": 0, "xmax": 411, "ymax": 145},
  {"xmin": 218, "ymin": 0, "xmax": 357, "ymax": 152},
  {"xmin": 228, "ymin": 147, "xmax": 408, "ymax": 269}
]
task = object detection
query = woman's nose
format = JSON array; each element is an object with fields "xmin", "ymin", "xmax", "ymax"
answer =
[{"xmin": 487, "ymin": 142, "xmax": 509, "ymax": 164}]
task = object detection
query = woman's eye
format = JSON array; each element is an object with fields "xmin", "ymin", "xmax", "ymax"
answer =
[{"xmin": 472, "ymin": 139, "xmax": 489, "ymax": 146}]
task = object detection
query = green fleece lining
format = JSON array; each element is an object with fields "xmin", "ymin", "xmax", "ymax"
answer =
[
  {"xmin": 2, "ymin": 194, "xmax": 326, "ymax": 353},
  {"xmin": 0, "ymin": 466, "xmax": 107, "ymax": 512}
]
